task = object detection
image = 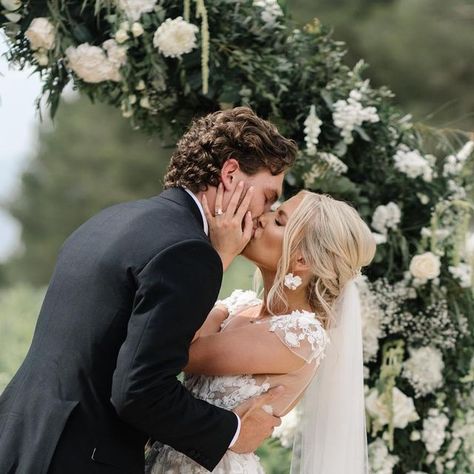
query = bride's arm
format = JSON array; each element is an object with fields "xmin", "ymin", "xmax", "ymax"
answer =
[
  {"xmin": 191, "ymin": 305, "xmax": 228, "ymax": 342},
  {"xmin": 185, "ymin": 324, "xmax": 306, "ymax": 375}
]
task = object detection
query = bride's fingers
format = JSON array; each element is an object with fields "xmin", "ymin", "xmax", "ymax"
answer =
[
  {"xmin": 234, "ymin": 186, "xmax": 254, "ymax": 222},
  {"xmin": 226, "ymin": 181, "xmax": 245, "ymax": 216},
  {"xmin": 242, "ymin": 211, "xmax": 253, "ymax": 244},
  {"xmin": 214, "ymin": 182, "xmax": 224, "ymax": 216},
  {"xmin": 201, "ymin": 194, "xmax": 213, "ymax": 223}
]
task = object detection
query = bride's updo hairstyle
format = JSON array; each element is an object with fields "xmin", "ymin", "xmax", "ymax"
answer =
[{"xmin": 267, "ymin": 191, "xmax": 376, "ymax": 329}]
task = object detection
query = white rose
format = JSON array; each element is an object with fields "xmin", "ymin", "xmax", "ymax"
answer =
[
  {"xmin": 139, "ymin": 96, "xmax": 151, "ymax": 109},
  {"xmin": 135, "ymin": 79, "xmax": 146, "ymax": 90},
  {"xmin": 115, "ymin": 29, "xmax": 129, "ymax": 44},
  {"xmin": 119, "ymin": 21, "xmax": 130, "ymax": 31},
  {"xmin": 131, "ymin": 22, "xmax": 144, "ymax": 37},
  {"xmin": 366, "ymin": 387, "xmax": 419, "ymax": 429},
  {"xmin": 1, "ymin": 0, "xmax": 21, "ymax": 11},
  {"xmin": 409, "ymin": 252, "xmax": 441, "ymax": 280},
  {"xmin": 66, "ymin": 43, "xmax": 121, "ymax": 83},
  {"xmin": 128, "ymin": 94, "xmax": 137, "ymax": 105},
  {"xmin": 25, "ymin": 17, "xmax": 55, "ymax": 50},
  {"xmin": 153, "ymin": 17, "xmax": 198, "ymax": 58}
]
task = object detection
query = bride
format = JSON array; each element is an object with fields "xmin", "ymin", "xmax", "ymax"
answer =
[{"xmin": 147, "ymin": 190, "xmax": 376, "ymax": 473}]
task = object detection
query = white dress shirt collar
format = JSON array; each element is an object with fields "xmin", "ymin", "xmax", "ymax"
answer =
[{"xmin": 183, "ymin": 188, "xmax": 209, "ymax": 236}]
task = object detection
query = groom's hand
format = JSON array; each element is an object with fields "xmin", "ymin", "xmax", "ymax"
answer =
[
  {"xmin": 230, "ymin": 386, "xmax": 284, "ymax": 454},
  {"xmin": 202, "ymin": 181, "xmax": 254, "ymax": 271}
]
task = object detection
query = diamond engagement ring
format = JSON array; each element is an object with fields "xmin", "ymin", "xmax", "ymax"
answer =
[{"xmin": 215, "ymin": 208, "xmax": 224, "ymax": 216}]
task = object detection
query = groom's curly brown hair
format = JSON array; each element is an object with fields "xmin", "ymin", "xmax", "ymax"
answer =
[{"xmin": 163, "ymin": 107, "xmax": 298, "ymax": 192}]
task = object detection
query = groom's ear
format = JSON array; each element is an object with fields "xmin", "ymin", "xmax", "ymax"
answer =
[{"xmin": 220, "ymin": 158, "xmax": 241, "ymax": 191}]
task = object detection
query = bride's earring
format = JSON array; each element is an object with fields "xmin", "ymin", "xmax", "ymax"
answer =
[{"xmin": 284, "ymin": 272, "xmax": 302, "ymax": 290}]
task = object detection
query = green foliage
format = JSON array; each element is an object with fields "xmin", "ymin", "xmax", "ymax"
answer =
[
  {"xmin": 0, "ymin": 284, "xmax": 44, "ymax": 393},
  {"xmin": 1, "ymin": 98, "xmax": 172, "ymax": 285}
]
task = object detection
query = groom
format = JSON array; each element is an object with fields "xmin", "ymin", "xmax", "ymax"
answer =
[{"xmin": 0, "ymin": 107, "xmax": 297, "ymax": 473}]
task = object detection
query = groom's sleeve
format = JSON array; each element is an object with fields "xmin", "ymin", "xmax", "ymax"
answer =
[{"xmin": 111, "ymin": 239, "xmax": 238, "ymax": 471}]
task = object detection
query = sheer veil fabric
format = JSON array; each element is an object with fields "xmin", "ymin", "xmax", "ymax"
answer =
[{"xmin": 290, "ymin": 279, "xmax": 370, "ymax": 474}]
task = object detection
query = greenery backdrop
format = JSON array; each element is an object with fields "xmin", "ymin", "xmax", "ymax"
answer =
[{"xmin": 1, "ymin": 1, "xmax": 473, "ymax": 473}]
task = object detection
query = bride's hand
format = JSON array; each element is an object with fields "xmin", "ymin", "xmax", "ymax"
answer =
[{"xmin": 202, "ymin": 181, "xmax": 254, "ymax": 271}]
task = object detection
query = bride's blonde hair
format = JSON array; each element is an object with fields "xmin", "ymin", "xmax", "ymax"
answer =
[{"xmin": 264, "ymin": 191, "xmax": 376, "ymax": 329}]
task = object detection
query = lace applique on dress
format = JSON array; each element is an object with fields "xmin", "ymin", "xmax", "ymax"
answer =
[
  {"xmin": 260, "ymin": 310, "xmax": 330, "ymax": 364},
  {"xmin": 215, "ymin": 289, "xmax": 262, "ymax": 330}
]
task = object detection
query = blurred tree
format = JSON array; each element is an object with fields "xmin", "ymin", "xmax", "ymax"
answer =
[
  {"xmin": 1, "ymin": 98, "xmax": 172, "ymax": 286},
  {"xmin": 0, "ymin": 284, "xmax": 45, "ymax": 393},
  {"xmin": 289, "ymin": 0, "xmax": 474, "ymax": 130}
]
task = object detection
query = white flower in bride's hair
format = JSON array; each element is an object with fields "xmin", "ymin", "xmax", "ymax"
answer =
[
  {"xmin": 117, "ymin": 0, "xmax": 157, "ymax": 22},
  {"xmin": 284, "ymin": 273, "xmax": 302, "ymax": 290},
  {"xmin": 153, "ymin": 17, "xmax": 199, "ymax": 58},
  {"xmin": 409, "ymin": 252, "xmax": 441, "ymax": 281},
  {"xmin": 25, "ymin": 17, "xmax": 55, "ymax": 50}
]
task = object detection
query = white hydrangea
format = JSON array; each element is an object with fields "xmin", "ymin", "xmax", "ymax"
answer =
[
  {"xmin": 356, "ymin": 276, "xmax": 384, "ymax": 362},
  {"xmin": 371, "ymin": 202, "xmax": 401, "ymax": 235},
  {"xmin": 422, "ymin": 408, "xmax": 449, "ymax": 454},
  {"xmin": 443, "ymin": 140, "xmax": 474, "ymax": 177},
  {"xmin": 66, "ymin": 40, "xmax": 127, "ymax": 83},
  {"xmin": 153, "ymin": 17, "xmax": 198, "ymax": 58},
  {"xmin": 402, "ymin": 346, "xmax": 444, "ymax": 398},
  {"xmin": 302, "ymin": 153, "xmax": 348, "ymax": 186},
  {"xmin": 447, "ymin": 179, "xmax": 467, "ymax": 199},
  {"xmin": 449, "ymin": 262, "xmax": 472, "ymax": 288},
  {"xmin": 272, "ymin": 406, "xmax": 300, "ymax": 447},
  {"xmin": 303, "ymin": 105, "xmax": 322, "ymax": 156},
  {"xmin": 117, "ymin": 0, "xmax": 157, "ymax": 22},
  {"xmin": 25, "ymin": 17, "xmax": 55, "ymax": 50},
  {"xmin": 393, "ymin": 145, "xmax": 433, "ymax": 182},
  {"xmin": 253, "ymin": 0, "xmax": 283, "ymax": 26},
  {"xmin": 368, "ymin": 438, "xmax": 399, "ymax": 474},
  {"xmin": 332, "ymin": 89, "xmax": 379, "ymax": 144},
  {"xmin": 365, "ymin": 386, "xmax": 419, "ymax": 430},
  {"xmin": 102, "ymin": 39, "xmax": 128, "ymax": 67}
]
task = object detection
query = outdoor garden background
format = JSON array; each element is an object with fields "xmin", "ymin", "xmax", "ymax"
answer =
[{"xmin": 0, "ymin": 1, "xmax": 473, "ymax": 473}]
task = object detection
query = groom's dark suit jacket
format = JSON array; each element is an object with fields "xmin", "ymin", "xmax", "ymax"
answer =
[{"xmin": 0, "ymin": 188, "xmax": 238, "ymax": 474}]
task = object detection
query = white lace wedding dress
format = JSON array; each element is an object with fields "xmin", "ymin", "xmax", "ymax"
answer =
[{"xmin": 148, "ymin": 290, "xmax": 330, "ymax": 474}]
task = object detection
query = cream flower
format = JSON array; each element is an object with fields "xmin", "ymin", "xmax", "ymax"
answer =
[
  {"xmin": 102, "ymin": 39, "xmax": 128, "ymax": 67},
  {"xmin": 153, "ymin": 17, "xmax": 199, "ymax": 58},
  {"xmin": 131, "ymin": 22, "xmax": 144, "ymax": 37},
  {"xmin": 66, "ymin": 43, "xmax": 124, "ymax": 83},
  {"xmin": 409, "ymin": 252, "xmax": 441, "ymax": 280},
  {"xmin": 1, "ymin": 0, "xmax": 21, "ymax": 11},
  {"xmin": 139, "ymin": 96, "xmax": 151, "ymax": 108},
  {"xmin": 33, "ymin": 51, "xmax": 49, "ymax": 66},
  {"xmin": 115, "ymin": 29, "xmax": 129, "ymax": 44},
  {"xmin": 25, "ymin": 17, "xmax": 55, "ymax": 50},
  {"xmin": 117, "ymin": 0, "xmax": 157, "ymax": 22},
  {"xmin": 365, "ymin": 386, "xmax": 419, "ymax": 429}
]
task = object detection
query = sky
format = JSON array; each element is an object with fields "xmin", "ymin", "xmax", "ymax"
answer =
[{"xmin": 0, "ymin": 33, "xmax": 42, "ymax": 262}]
